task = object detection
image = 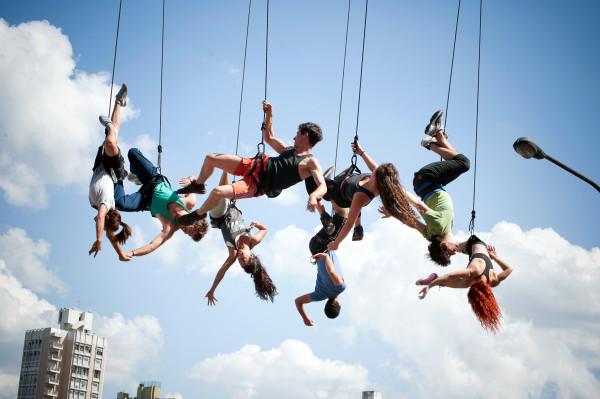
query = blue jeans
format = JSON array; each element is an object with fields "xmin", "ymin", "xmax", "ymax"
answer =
[{"xmin": 114, "ymin": 148, "xmax": 161, "ymax": 212}]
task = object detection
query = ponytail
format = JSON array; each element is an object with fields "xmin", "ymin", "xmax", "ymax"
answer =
[
  {"xmin": 105, "ymin": 209, "xmax": 131, "ymax": 245},
  {"xmin": 242, "ymin": 255, "xmax": 278, "ymax": 302}
]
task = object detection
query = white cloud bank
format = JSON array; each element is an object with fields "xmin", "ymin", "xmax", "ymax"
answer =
[
  {"xmin": 0, "ymin": 18, "xmax": 138, "ymax": 209},
  {"xmin": 187, "ymin": 339, "xmax": 369, "ymax": 399}
]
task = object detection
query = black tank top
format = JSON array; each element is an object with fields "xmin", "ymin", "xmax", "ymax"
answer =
[
  {"xmin": 340, "ymin": 173, "xmax": 376, "ymax": 204},
  {"xmin": 264, "ymin": 149, "xmax": 312, "ymax": 192},
  {"xmin": 466, "ymin": 234, "xmax": 494, "ymax": 282}
]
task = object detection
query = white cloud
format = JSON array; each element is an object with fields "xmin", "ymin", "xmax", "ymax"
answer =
[
  {"xmin": 163, "ymin": 393, "xmax": 183, "ymax": 399},
  {"xmin": 0, "ymin": 370, "xmax": 18, "ymax": 399},
  {"xmin": 225, "ymin": 62, "xmax": 240, "ymax": 75},
  {"xmin": 187, "ymin": 339, "xmax": 369, "ymax": 399},
  {"xmin": 270, "ymin": 183, "xmax": 304, "ymax": 208},
  {"xmin": 0, "ymin": 19, "xmax": 138, "ymax": 208},
  {"xmin": 335, "ymin": 219, "xmax": 600, "ymax": 398},
  {"xmin": 0, "ymin": 227, "xmax": 68, "ymax": 295},
  {"xmin": 95, "ymin": 313, "xmax": 164, "ymax": 388}
]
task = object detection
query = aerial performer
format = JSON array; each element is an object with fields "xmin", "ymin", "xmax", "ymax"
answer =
[
  {"xmin": 314, "ymin": 140, "xmax": 418, "ymax": 251},
  {"xmin": 380, "ymin": 110, "xmax": 470, "ymax": 266},
  {"xmin": 295, "ymin": 206, "xmax": 349, "ymax": 326},
  {"xmin": 201, "ymin": 171, "xmax": 277, "ymax": 305},
  {"xmin": 176, "ymin": 100, "xmax": 327, "ymax": 226},
  {"xmin": 110, "ymin": 110, "xmax": 208, "ymax": 259},
  {"xmin": 88, "ymin": 83, "xmax": 132, "ymax": 260},
  {"xmin": 416, "ymin": 235, "xmax": 513, "ymax": 333}
]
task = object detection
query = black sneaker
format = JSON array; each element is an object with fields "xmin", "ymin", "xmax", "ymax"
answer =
[
  {"xmin": 320, "ymin": 211, "xmax": 335, "ymax": 235},
  {"xmin": 352, "ymin": 225, "xmax": 364, "ymax": 241},
  {"xmin": 177, "ymin": 179, "xmax": 206, "ymax": 195},
  {"xmin": 424, "ymin": 110, "xmax": 444, "ymax": 137},
  {"xmin": 115, "ymin": 83, "xmax": 127, "ymax": 107},
  {"xmin": 177, "ymin": 211, "xmax": 207, "ymax": 226}
]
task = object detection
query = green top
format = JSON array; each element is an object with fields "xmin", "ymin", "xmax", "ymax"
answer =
[
  {"xmin": 150, "ymin": 182, "xmax": 188, "ymax": 225},
  {"xmin": 421, "ymin": 190, "xmax": 454, "ymax": 241}
]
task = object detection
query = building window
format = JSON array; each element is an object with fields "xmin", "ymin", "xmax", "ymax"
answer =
[
  {"xmin": 80, "ymin": 380, "xmax": 87, "ymax": 390},
  {"xmin": 96, "ymin": 347, "xmax": 103, "ymax": 357},
  {"xmin": 93, "ymin": 370, "xmax": 101, "ymax": 380},
  {"xmin": 94, "ymin": 359, "xmax": 102, "ymax": 369},
  {"xmin": 85, "ymin": 345, "xmax": 91, "ymax": 354},
  {"xmin": 92, "ymin": 382, "xmax": 99, "ymax": 392},
  {"xmin": 91, "ymin": 394, "xmax": 98, "ymax": 399},
  {"xmin": 83, "ymin": 356, "xmax": 90, "ymax": 367}
]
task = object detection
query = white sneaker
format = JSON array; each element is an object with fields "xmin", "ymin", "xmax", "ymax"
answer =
[
  {"xmin": 424, "ymin": 110, "xmax": 445, "ymax": 137},
  {"xmin": 421, "ymin": 136, "xmax": 438, "ymax": 150}
]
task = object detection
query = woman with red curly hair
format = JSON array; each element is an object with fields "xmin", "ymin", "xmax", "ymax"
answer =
[{"xmin": 417, "ymin": 235, "xmax": 513, "ymax": 333}]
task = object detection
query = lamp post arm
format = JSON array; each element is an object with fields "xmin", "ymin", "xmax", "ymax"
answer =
[{"xmin": 545, "ymin": 154, "xmax": 600, "ymax": 193}]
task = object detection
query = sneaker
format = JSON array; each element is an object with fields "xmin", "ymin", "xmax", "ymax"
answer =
[
  {"xmin": 323, "ymin": 166, "xmax": 335, "ymax": 179},
  {"xmin": 352, "ymin": 225, "xmax": 364, "ymax": 241},
  {"xmin": 177, "ymin": 211, "xmax": 207, "ymax": 226},
  {"xmin": 99, "ymin": 115, "xmax": 113, "ymax": 127},
  {"xmin": 115, "ymin": 83, "xmax": 127, "ymax": 107},
  {"xmin": 421, "ymin": 136, "xmax": 438, "ymax": 150},
  {"xmin": 424, "ymin": 110, "xmax": 444, "ymax": 137},
  {"xmin": 176, "ymin": 179, "xmax": 206, "ymax": 195},
  {"xmin": 127, "ymin": 172, "xmax": 142, "ymax": 186},
  {"xmin": 415, "ymin": 273, "xmax": 438, "ymax": 286},
  {"xmin": 320, "ymin": 211, "xmax": 335, "ymax": 235}
]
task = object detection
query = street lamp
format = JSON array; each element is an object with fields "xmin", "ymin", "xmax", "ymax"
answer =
[{"xmin": 513, "ymin": 137, "xmax": 600, "ymax": 193}]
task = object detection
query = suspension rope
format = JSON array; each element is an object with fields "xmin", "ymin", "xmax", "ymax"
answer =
[
  {"xmin": 236, "ymin": 0, "xmax": 253, "ymax": 158},
  {"xmin": 157, "ymin": 0, "xmax": 166, "ymax": 174},
  {"xmin": 107, "ymin": 0, "xmax": 123, "ymax": 118},
  {"xmin": 443, "ymin": 0, "xmax": 461, "ymax": 129},
  {"xmin": 351, "ymin": 0, "xmax": 369, "ymax": 170},
  {"xmin": 469, "ymin": 0, "xmax": 483, "ymax": 234},
  {"xmin": 257, "ymin": 0, "xmax": 269, "ymax": 156},
  {"xmin": 333, "ymin": 0, "xmax": 352, "ymax": 178}
]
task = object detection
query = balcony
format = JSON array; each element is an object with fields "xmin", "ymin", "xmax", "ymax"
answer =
[
  {"xmin": 48, "ymin": 354, "xmax": 62, "ymax": 362},
  {"xmin": 44, "ymin": 389, "xmax": 58, "ymax": 397},
  {"xmin": 50, "ymin": 342, "xmax": 63, "ymax": 350},
  {"xmin": 47, "ymin": 366, "xmax": 61, "ymax": 374},
  {"xmin": 45, "ymin": 376, "xmax": 59, "ymax": 385}
]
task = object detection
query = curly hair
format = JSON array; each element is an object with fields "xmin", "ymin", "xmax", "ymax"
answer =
[
  {"xmin": 298, "ymin": 122, "xmax": 323, "ymax": 147},
  {"xmin": 467, "ymin": 279, "xmax": 502, "ymax": 333},
  {"xmin": 242, "ymin": 255, "xmax": 278, "ymax": 302},
  {"xmin": 375, "ymin": 163, "xmax": 419, "ymax": 228},
  {"xmin": 190, "ymin": 218, "xmax": 209, "ymax": 242},
  {"xmin": 427, "ymin": 235, "xmax": 451, "ymax": 266},
  {"xmin": 324, "ymin": 297, "xmax": 341, "ymax": 319},
  {"xmin": 105, "ymin": 209, "xmax": 132, "ymax": 245}
]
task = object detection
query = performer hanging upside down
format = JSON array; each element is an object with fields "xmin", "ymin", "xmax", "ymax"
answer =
[
  {"xmin": 176, "ymin": 100, "xmax": 327, "ymax": 226},
  {"xmin": 416, "ymin": 235, "xmax": 513, "ymax": 333},
  {"xmin": 201, "ymin": 171, "xmax": 277, "ymax": 305},
  {"xmin": 295, "ymin": 203, "xmax": 349, "ymax": 326},
  {"xmin": 88, "ymin": 83, "xmax": 131, "ymax": 260},
  {"xmin": 379, "ymin": 110, "xmax": 470, "ymax": 266},
  {"xmin": 310, "ymin": 140, "xmax": 418, "ymax": 251},
  {"xmin": 114, "ymin": 148, "xmax": 208, "ymax": 260}
]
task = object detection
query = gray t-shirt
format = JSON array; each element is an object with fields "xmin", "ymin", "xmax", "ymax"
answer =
[{"xmin": 89, "ymin": 167, "xmax": 115, "ymax": 211}]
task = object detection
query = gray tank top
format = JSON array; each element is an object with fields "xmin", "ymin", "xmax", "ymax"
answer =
[{"xmin": 216, "ymin": 206, "xmax": 251, "ymax": 248}]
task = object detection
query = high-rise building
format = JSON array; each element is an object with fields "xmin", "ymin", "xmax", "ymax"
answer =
[
  {"xmin": 17, "ymin": 308, "xmax": 107, "ymax": 399},
  {"xmin": 363, "ymin": 391, "xmax": 382, "ymax": 399}
]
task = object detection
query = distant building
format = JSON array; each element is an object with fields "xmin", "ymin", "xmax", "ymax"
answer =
[
  {"xmin": 136, "ymin": 382, "xmax": 161, "ymax": 399},
  {"xmin": 363, "ymin": 391, "xmax": 382, "ymax": 399},
  {"xmin": 17, "ymin": 308, "xmax": 107, "ymax": 399}
]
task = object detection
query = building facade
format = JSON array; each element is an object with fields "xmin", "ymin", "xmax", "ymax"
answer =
[
  {"xmin": 17, "ymin": 308, "xmax": 107, "ymax": 399},
  {"xmin": 363, "ymin": 391, "xmax": 382, "ymax": 399}
]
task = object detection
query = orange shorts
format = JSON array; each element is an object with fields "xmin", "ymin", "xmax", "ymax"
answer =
[{"xmin": 231, "ymin": 155, "xmax": 269, "ymax": 199}]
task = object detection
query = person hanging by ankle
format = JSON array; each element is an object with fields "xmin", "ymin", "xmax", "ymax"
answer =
[
  {"xmin": 176, "ymin": 100, "xmax": 327, "ymax": 226},
  {"xmin": 114, "ymin": 147, "xmax": 208, "ymax": 260},
  {"xmin": 204, "ymin": 171, "xmax": 277, "ymax": 306},
  {"xmin": 417, "ymin": 235, "xmax": 513, "ymax": 334},
  {"xmin": 89, "ymin": 83, "xmax": 132, "ymax": 261},
  {"xmin": 304, "ymin": 140, "xmax": 418, "ymax": 251},
  {"xmin": 379, "ymin": 110, "xmax": 470, "ymax": 266}
]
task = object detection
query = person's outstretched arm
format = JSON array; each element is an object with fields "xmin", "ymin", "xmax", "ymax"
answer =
[
  {"xmin": 295, "ymin": 294, "xmax": 314, "ymax": 326},
  {"xmin": 262, "ymin": 100, "xmax": 288, "ymax": 154},
  {"xmin": 327, "ymin": 193, "xmax": 370, "ymax": 251},
  {"xmin": 487, "ymin": 245, "xmax": 513, "ymax": 286},
  {"xmin": 314, "ymin": 253, "xmax": 343, "ymax": 285},
  {"xmin": 378, "ymin": 204, "xmax": 426, "ymax": 234},
  {"xmin": 352, "ymin": 141, "xmax": 378, "ymax": 172},
  {"xmin": 249, "ymin": 222, "xmax": 268, "ymax": 247},
  {"xmin": 122, "ymin": 216, "xmax": 176, "ymax": 260},
  {"xmin": 206, "ymin": 246, "xmax": 237, "ymax": 306},
  {"xmin": 89, "ymin": 204, "xmax": 108, "ymax": 257},
  {"xmin": 306, "ymin": 158, "xmax": 327, "ymax": 213},
  {"xmin": 105, "ymin": 231, "xmax": 129, "ymax": 262}
]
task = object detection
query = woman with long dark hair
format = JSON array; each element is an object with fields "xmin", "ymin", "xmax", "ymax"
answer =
[
  {"xmin": 417, "ymin": 236, "xmax": 513, "ymax": 333},
  {"xmin": 324, "ymin": 140, "xmax": 419, "ymax": 251},
  {"xmin": 201, "ymin": 171, "xmax": 277, "ymax": 305},
  {"xmin": 88, "ymin": 83, "xmax": 131, "ymax": 260}
]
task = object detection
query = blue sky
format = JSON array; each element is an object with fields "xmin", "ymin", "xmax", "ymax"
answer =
[{"xmin": 1, "ymin": 1, "xmax": 599, "ymax": 398}]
